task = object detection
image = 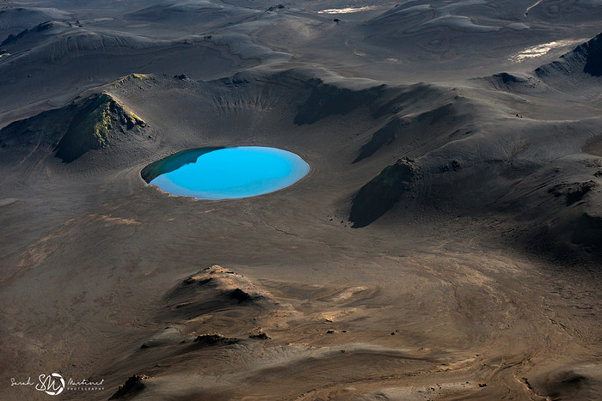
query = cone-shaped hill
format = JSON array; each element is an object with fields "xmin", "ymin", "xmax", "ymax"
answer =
[{"xmin": 0, "ymin": 92, "xmax": 146, "ymax": 163}]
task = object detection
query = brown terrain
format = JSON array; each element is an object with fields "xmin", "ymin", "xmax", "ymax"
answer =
[{"xmin": 1, "ymin": 1, "xmax": 601, "ymax": 400}]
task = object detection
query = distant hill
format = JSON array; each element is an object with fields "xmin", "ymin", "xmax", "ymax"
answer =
[{"xmin": 535, "ymin": 32, "xmax": 602, "ymax": 77}]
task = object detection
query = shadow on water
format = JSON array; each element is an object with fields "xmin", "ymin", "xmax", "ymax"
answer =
[
  {"xmin": 141, "ymin": 146, "xmax": 310, "ymax": 199},
  {"xmin": 141, "ymin": 147, "xmax": 224, "ymax": 183}
]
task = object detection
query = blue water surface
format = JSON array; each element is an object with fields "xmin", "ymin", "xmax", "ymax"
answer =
[{"xmin": 149, "ymin": 146, "xmax": 310, "ymax": 199}]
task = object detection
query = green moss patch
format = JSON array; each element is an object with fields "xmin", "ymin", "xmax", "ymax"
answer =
[{"xmin": 55, "ymin": 93, "xmax": 145, "ymax": 162}]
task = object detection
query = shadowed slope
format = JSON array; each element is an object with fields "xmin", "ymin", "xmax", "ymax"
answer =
[
  {"xmin": 55, "ymin": 93, "xmax": 145, "ymax": 162},
  {"xmin": 0, "ymin": 91, "xmax": 146, "ymax": 163},
  {"xmin": 350, "ymin": 158, "xmax": 416, "ymax": 228},
  {"xmin": 536, "ymin": 31, "xmax": 602, "ymax": 77}
]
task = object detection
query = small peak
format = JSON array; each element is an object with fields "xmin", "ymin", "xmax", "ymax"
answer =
[
  {"xmin": 54, "ymin": 93, "xmax": 146, "ymax": 162},
  {"xmin": 112, "ymin": 73, "xmax": 153, "ymax": 86}
]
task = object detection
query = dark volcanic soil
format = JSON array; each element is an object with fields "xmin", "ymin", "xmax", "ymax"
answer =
[{"xmin": 0, "ymin": 1, "xmax": 601, "ymax": 401}]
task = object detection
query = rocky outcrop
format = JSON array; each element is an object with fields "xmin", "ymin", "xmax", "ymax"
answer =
[{"xmin": 109, "ymin": 375, "xmax": 149, "ymax": 400}]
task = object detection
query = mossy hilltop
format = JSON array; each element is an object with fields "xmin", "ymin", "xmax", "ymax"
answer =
[
  {"xmin": 0, "ymin": 92, "xmax": 146, "ymax": 163},
  {"xmin": 55, "ymin": 93, "xmax": 146, "ymax": 162}
]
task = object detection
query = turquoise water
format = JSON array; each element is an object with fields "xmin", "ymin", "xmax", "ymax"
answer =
[{"xmin": 147, "ymin": 147, "xmax": 310, "ymax": 199}]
